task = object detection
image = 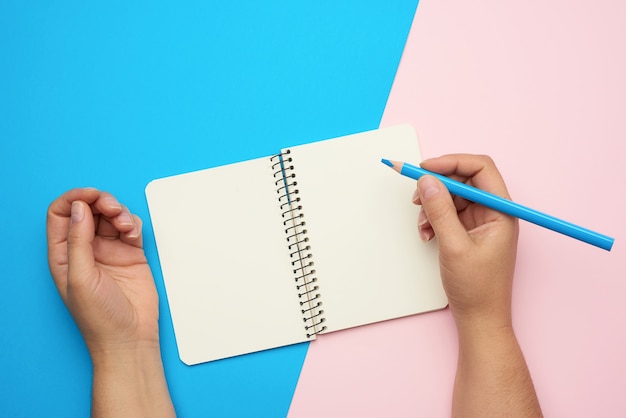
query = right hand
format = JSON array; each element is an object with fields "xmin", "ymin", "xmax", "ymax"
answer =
[{"xmin": 412, "ymin": 154, "xmax": 519, "ymax": 329}]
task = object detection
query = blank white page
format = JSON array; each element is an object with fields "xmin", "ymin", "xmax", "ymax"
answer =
[
  {"xmin": 146, "ymin": 157, "xmax": 309, "ymax": 364},
  {"xmin": 285, "ymin": 125, "xmax": 448, "ymax": 333}
]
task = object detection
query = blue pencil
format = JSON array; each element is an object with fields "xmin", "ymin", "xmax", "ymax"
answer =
[{"xmin": 381, "ymin": 159, "xmax": 614, "ymax": 251}]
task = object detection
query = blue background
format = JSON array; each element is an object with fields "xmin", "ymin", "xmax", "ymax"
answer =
[{"xmin": 0, "ymin": 1, "xmax": 418, "ymax": 416}]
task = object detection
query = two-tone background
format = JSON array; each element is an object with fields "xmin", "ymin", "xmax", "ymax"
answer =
[{"xmin": 2, "ymin": 1, "xmax": 625, "ymax": 416}]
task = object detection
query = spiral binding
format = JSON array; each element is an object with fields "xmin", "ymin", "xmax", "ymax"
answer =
[{"xmin": 270, "ymin": 150, "xmax": 327, "ymax": 338}]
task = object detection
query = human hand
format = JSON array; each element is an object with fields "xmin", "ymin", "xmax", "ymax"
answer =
[
  {"xmin": 47, "ymin": 188, "xmax": 175, "ymax": 417},
  {"xmin": 413, "ymin": 155, "xmax": 542, "ymax": 416},
  {"xmin": 47, "ymin": 188, "xmax": 160, "ymax": 357},
  {"xmin": 412, "ymin": 154, "xmax": 519, "ymax": 329}
]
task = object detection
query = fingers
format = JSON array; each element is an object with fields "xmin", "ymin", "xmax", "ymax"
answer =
[
  {"xmin": 412, "ymin": 154, "xmax": 514, "ymax": 248},
  {"xmin": 417, "ymin": 206, "xmax": 435, "ymax": 242},
  {"xmin": 120, "ymin": 214, "xmax": 143, "ymax": 248},
  {"xmin": 416, "ymin": 175, "xmax": 468, "ymax": 251},
  {"xmin": 47, "ymin": 188, "xmax": 100, "ymax": 246},
  {"xmin": 47, "ymin": 188, "xmax": 145, "ymax": 301},
  {"xmin": 66, "ymin": 200, "xmax": 97, "ymax": 288},
  {"xmin": 47, "ymin": 188, "xmax": 100, "ymax": 289},
  {"xmin": 91, "ymin": 196, "xmax": 142, "ymax": 243},
  {"xmin": 95, "ymin": 204, "xmax": 141, "ymax": 243},
  {"xmin": 47, "ymin": 188, "xmax": 144, "ymax": 269},
  {"xmin": 48, "ymin": 189, "xmax": 125, "ymax": 237},
  {"xmin": 420, "ymin": 154, "xmax": 512, "ymax": 200}
]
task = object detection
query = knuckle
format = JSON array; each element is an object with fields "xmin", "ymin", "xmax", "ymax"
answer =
[{"xmin": 477, "ymin": 154, "xmax": 495, "ymax": 166}]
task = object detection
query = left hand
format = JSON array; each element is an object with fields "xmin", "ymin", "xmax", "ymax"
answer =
[{"xmin": 47, "ymin": 188, "xmax": 160, "ymax": 357}]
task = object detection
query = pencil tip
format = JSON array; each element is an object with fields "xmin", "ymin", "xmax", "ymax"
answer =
[{"xmin": 381, "ymin": 158, "xmax": 393, "ymax": 168}]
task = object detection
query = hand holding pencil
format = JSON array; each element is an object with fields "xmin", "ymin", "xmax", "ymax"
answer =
[
  {"xmin": 403, "ymin": 154, "xmax": 520, "ymax": 326},
  {"xmin": 394, "ymin": 154, "xmax": 542, "ymax": 416},
  {"xmin": 383, "ymin": 156, "xmax": 614, "ymax": 251}
]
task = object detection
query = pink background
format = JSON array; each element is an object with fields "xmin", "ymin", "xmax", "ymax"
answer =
[{"xmin": 289, "ymin": 1, "xmax": 626, "ymax": 416}]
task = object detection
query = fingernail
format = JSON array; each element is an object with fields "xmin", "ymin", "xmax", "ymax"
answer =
[
  {"xmin": 418, "ymin": 208, "xmax": 428, "ymax": 227},
  {"xmin": 412, "ymin": 188, "xmax": 420, "ymax": 204},
  {"xmin": 419, "ymin": 228, "xmax": 434, "ymax": 242},
  {"xmin": 71, "ymin": 201, "xmax": 84, "ymax": 224},
  {"xmin": 117, "ymin": 212, "xmax": 133, "ymax": 226},
  {"xmin": 104, "ymin": 196, "xmax": 122, "ymax": 210},
  {"xmin": 127, "ymin": 226, "xmax": 140, "ymax": 239},
  {"xmin": 418, "ymin": 176, "xmax": 440, "ymax": 199}
]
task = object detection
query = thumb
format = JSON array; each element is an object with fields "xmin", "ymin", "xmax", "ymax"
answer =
[
  {"xmin": 67, "ymin": 201, "xmax": 96, "ymax": 287},
  {"xmin": 417, "ymin": 175, "xmax": 468, "ymax": 250}
]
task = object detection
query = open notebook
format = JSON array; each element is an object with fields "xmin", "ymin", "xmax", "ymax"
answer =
[{"xmin": 146, "ymin": 125, "xmax": 447, "ymax": 365}]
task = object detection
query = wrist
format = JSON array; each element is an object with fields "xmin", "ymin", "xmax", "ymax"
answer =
[
  {"xmin": 89, "ymin": 338, "xmax": 161, "ymax": 365},
  {"xmin": 451, "ymin": 310, "xmax": 542, "ymax": 417},
  {"xmin": 90, "ymin": 341, "xmax": 163, "ymax": 373},
  {"xmin": 454, "ymin": 315, "xmax": 519, "ymax": 374},
  {"xmin": 447, "ymin": 291, "xmax": 513, "ymax": 335},
  {"xmin": 452, "ymin": 308, "xmax": 513, "ymax": 342},
  {"xmin": 90, "ymin": 342, "xmax": 176, "ymax": 417}
]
